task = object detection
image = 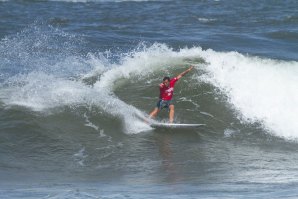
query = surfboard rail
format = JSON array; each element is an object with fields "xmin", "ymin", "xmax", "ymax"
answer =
[{"xmin": 150, "ymin": 122, "xmax": 206, "ymax": 129}]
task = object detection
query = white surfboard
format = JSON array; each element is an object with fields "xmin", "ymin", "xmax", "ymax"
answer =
[{"xmin": 150, "ymin": 122, "xmax": 206, "ymax": 129}]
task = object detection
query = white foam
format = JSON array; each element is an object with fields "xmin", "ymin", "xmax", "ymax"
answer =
[
  {"xmin": 224, "ymin": 128, "xmax": 241, "ymax": 138},
  {"xmin": 3, "ymin": 72, "xmax": 94, "ymax": 111},
  {"xmin": 197, "ymin": 49, "xmax": 298, "ymax": 140},
  {"xmin": 2, "ymin": 43, "xmax": 179, "ymax": 134},
  {"xmin": 93, "ymin": 43, "xmax": 182, "ymax": 90},
  {"xmin": 73, "ymin": 147, "xmax": 88, "ymax": 166},
  {"xmin": 83, "ymin": 113, "xmax": 99, "ymax": 131},
  {"xmin": 197, "ymin": 17, "xmax": 217, "ymax": 23}
]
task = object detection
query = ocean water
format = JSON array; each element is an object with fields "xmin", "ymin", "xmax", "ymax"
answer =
[{"xmin": 1, "ymin": 0, "xmax": 298, "ymax": 198}]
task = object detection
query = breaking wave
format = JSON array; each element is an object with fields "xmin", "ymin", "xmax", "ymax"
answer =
[{"xmin": 1, "ymin": 24, "xmax": 298, "ymax": 139}]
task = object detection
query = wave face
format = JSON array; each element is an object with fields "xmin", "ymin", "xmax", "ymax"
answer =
[{"xmin": 1, "ymin": 24, "xmax": 298, "ymax": 140}]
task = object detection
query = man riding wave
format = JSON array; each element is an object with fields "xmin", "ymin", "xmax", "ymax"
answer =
[{"xmin": 149, "ymin": 66, "xmax": 194, "ymax": 123}]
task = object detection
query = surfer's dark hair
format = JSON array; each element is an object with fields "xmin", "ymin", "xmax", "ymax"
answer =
[{"xmin": 163, "ymin": 76, "xmax": 170, "ymax": 81}]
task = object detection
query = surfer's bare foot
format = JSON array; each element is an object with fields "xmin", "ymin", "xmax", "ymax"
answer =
[{"xmin": 144, "ymin": 118, "xmax": 151, "ymax": 124}]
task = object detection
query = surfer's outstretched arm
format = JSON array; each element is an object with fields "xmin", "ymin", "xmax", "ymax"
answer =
[{"xmin": 176, "ymin": 66, "xmax": 194, "ymax": 80}]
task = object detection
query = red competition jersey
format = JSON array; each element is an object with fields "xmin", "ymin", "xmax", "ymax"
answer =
[{"xmin": 159, "ymin": 77, "xmax": 178, "ymax": 100}]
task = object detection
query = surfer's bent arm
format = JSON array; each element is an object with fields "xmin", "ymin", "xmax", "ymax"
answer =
[{"xmin": 176, "ymin": 66, "xmax": 194, "ymax": 80}]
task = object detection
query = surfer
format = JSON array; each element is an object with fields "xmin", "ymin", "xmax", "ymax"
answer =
[{"xmin": 149, "ymin": 66, "xmax": 194, "ymax": 123}]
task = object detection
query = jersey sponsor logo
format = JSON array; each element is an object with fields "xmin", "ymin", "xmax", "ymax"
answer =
[{"xmin": 165, "ymin": 87, "xmax": 174, "ymax": 93}]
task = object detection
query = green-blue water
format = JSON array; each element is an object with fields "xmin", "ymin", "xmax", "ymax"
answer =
[{"xmin": 1, "ymin": 0, "xmax": 298, "ymax": 198}]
